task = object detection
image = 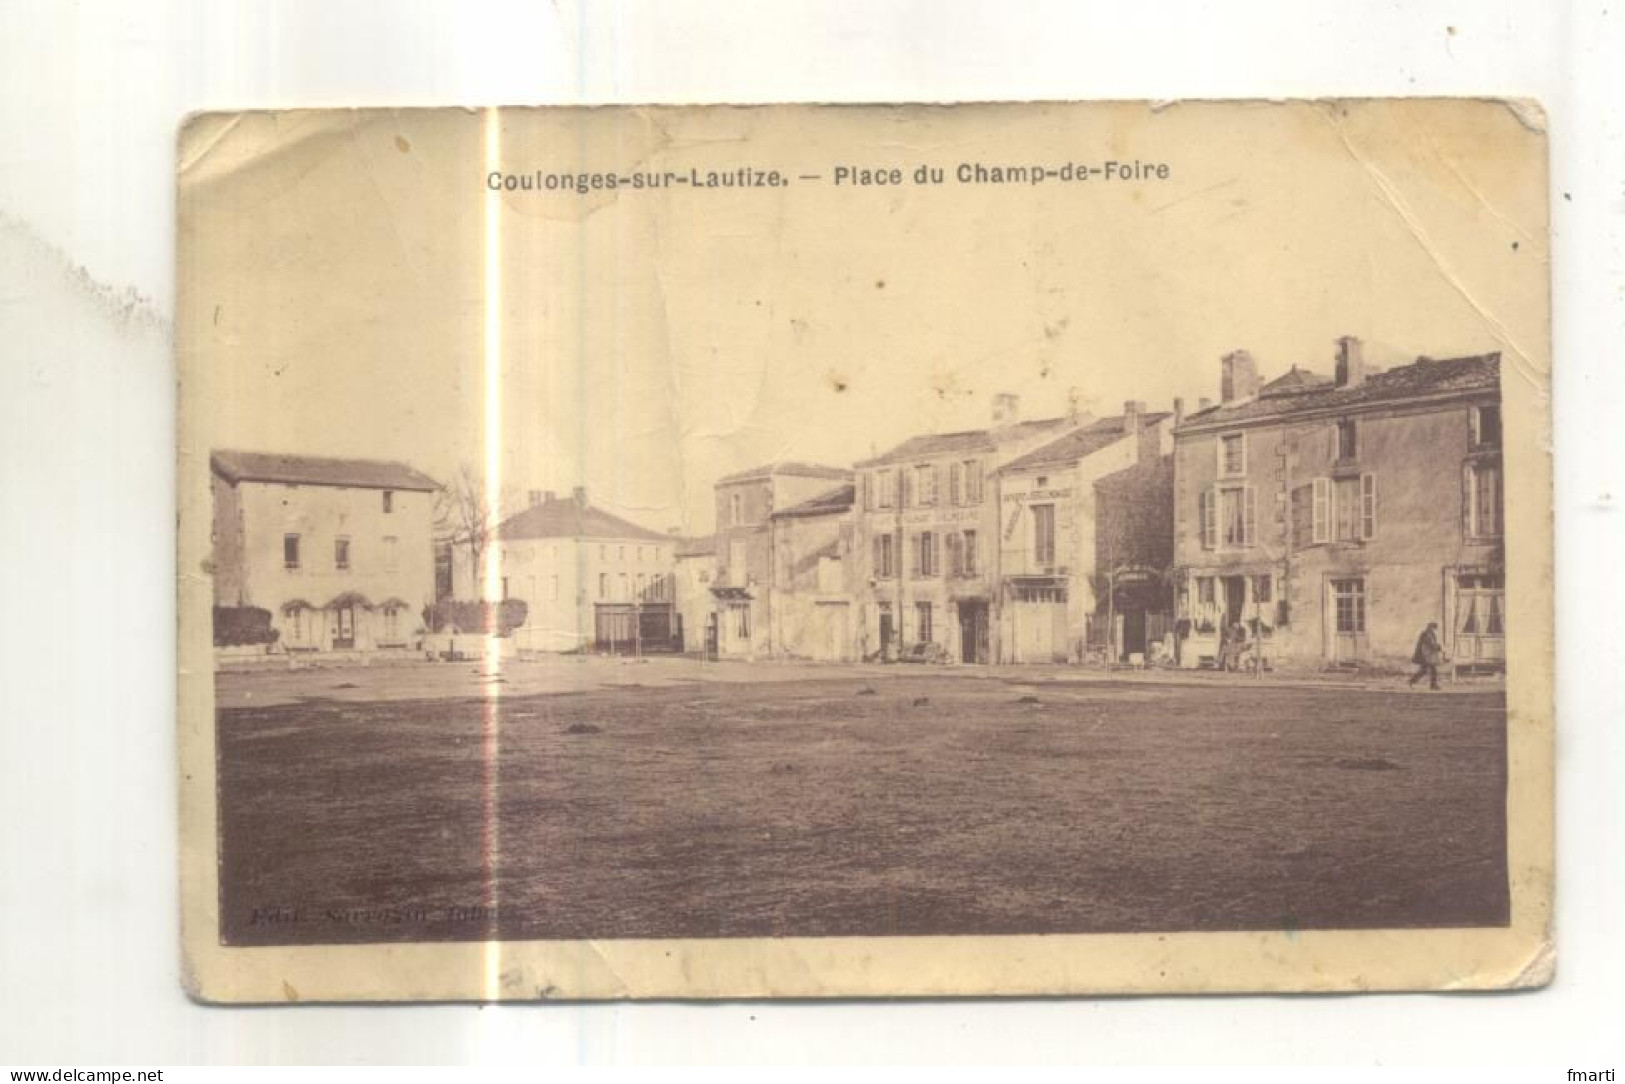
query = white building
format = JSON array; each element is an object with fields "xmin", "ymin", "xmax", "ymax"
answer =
[
  {"xmin": 457, "ymin": 488, "xmax": 678, "ymax": 653},
  {"xmin": 210, "ymin": 450, "xmax": 439, "ymax": 653}
]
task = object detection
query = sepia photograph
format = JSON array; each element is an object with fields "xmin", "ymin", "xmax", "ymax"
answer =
[{"xmin": 176, "ymin": 100, "xmax": 1552, "ymax": 1000}]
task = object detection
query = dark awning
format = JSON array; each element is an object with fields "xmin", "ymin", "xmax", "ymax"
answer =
[{"xmin": 710, "ymin": 586, "xmax": 754, "ymax": 601}]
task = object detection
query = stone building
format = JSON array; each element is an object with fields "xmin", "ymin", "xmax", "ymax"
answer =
[
  {"xmin": 994, "ymin": 403, "xmax": 1175, "ymax": 664},
  {"xmin": 461, "ymin": 488, "xmax": 677, "ymax": 653},
  {"xmin": 851, "ymin": 394, "xmax": 1086, "ymax": 664},
  {"xmin": 671, "ymin": 533, "xmax": 718, "ymax": 656},
  {"xmin": 710, "ymin": 462, "xmax": 854, "ymax": 658},
  {"xmin": 768, "ymin": 483, "xmax": 858, "ymax": 661},
  {"xmin": 1172, "ymin": 338, "xmax": 1504, "ymax": 671},
  {"xmin": 209, "ymin": 450, "xmax": 439, "ymax": 652}
]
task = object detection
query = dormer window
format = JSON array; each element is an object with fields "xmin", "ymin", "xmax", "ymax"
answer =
[{"xmin": 1471, "ymin": 405, "xmax": 1502, "ymax": 449}]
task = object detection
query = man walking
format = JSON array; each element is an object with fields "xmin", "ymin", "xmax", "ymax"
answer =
[{"xmin": 1409, "ymin": 621, "xmax": 1445, "ymax": 690}]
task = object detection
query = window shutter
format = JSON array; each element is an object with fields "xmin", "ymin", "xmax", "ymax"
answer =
[
  {"xmin": 1199, "ymin": 488, "xmax": 1215, "ymax": 549},
  {"xmin": 949, "ymin": 462, "xmax": 961, "ymax": 506},
  {"xmin": 1243, "ymin": 485, "xmax": 1257, "ymax": 547},
  {"xmin": 1469, "ymin": 407, "xmax": 1481, "ymax": 447},
  {"xmin": 1360, "ymin": 472, "xmax": 1376, "ymax": 540},
  {"xmin": 1239, "ymin": 433, "xmax": 1247, "ymax": 475},
  {"xmin": 1312, "ymin": 477, "xmax": 1330, "ymax": 544},
  {"xmin": 934, "ymin": 465, "xmax": 944, "ymax": 507}
]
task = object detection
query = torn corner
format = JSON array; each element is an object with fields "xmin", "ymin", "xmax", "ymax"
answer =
[
  {"xmin": 1500, "ymin": 98, "xmax": 1548, "ymax": 135},
  {"xmin": 1500, "ymin": 937, "xmax": 1557, "ymax": 990}
]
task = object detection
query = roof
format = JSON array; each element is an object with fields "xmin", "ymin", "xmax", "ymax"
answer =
[
  {"xmin": 1259, "ymin": 365, "xmax": 1332, "ymax": 397},
  {"xmin": 771, "ymin": 483, "xmax": 856, "ymax": 519},
  {"xmin": 210, "ymin": 449, "xmax": 439, "ymax": 492},
  {"xmin": 1179, "ymin": 353, "xmax": 1499, "ymax": 433},
  {"xmin": 495, "ymin": 495, "xmax": 671, "ymax": 543},
  {"xmin": 856, "ymin": 416, "xmax": 1076, "ymax": 468},
  {"xmin": 1000, "ymin": 413, "xmax": 1171, "ymax": 474},
  {"xmin": 715, "ymin": 461, "xmax": 853, "ymax": 486},
  {"xmin": 675, "ymin": 533, "xmax": 718, "ymax": 558}
]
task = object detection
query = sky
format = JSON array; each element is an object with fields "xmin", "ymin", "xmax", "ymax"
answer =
[{"xmin": 178, "ymin": 101, "xmax": 1548, "ymax": 536}]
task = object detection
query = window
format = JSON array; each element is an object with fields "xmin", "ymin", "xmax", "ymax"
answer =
[
  {"xmin": 915, "ymin": 531, "xmax": 937, "ymax": 577},
  {"xmin": 618, "ymin": 573, "xmax": 629, "ymax": 600},
  {"xmin": 639, "ymin": 546, "xmax": 647, "ymax": 562},
  {"xmin": 284, "ymin": 533, "xmax": 301, "ymax": 570},
  {"xmin": 1311, "ymin": 478, "xmax": 1330, "ymax": 543},
  {"xmin": 735, "ymin": 604, "xmax": 751, "ymax": 639},
  {"xmin": 1219, "ymin": 433, "xmax": 1246, "ymax": 477},
  {"xmin": 550, "ymin": 575, "xmax": 559, "ymax": 601},
  {"xmin": 382, "ymin": 535, "xmax": 399, "ymax": 572},
  {"xmin": 916, "ymin": 464, "xmax": 937, "ymax": 506},
  {"xmin": 1336, "ymin": 419, "xmax": 1358, "ymax": 461},
  {"xmin": 600, "ymin": 544, "xmax": 607, "ymax": 559},
  {"xmin": 598, "ymin": 573, "xmax": 608, "ymax": 599},
  {"xmin": 962, "ymin": 530, "xmax": 978, "ymax": 576},
  {"xmin": 900, "ymin": 468, "xmax": 914, "ymax": 508},
  {"xmin": 1466, "ymin": 461, "xmax": 1503, "ymax": 538},
  {"xmin": 945, "ymin": 532, "xmax": 963, "ymax": 577},
  {"xmin": 1333, "ymin": 477, "xmax": 1360, "ymax": 541},
  {"xmin": 1457, "ymin": 573, "xmax": 1506, "ymax": 636},
  {"xmin": 619, "ymin": 546, "xmax": 626, "ymax": 560},
  {"xmin": 915, "ymin": 602, "xmax": 933, "ymax": 643},
  {"xmin": 1315, "ymin": 473, "xmax": 1378, "ymax": 543},
  {"xmin": 1197, "ymin": 576, "xmax": 1216, "ymax": 605},
  {"xmin": 1032, "ymin": 504, "xmax": 1056, "ymax": 566},
  {"xmin": 1471, "ymin": 405, "xmax": 1502, "ymax": 448},
  {"xmin": 948, "ymin": 462, "xmax": 962, "ymax": 506},
  {"xmin": 1253, "ymin": 574, "xmax": 1273, "ymax": 603},
  {"xmin": 963, "ymin": 460, "xmax": 984, "ymax": 504},
  {"xmin": 334, "ymin": 536, "xmax": 351, "ymax": 570},
  {"xmin": 876, "ymin": 471, "xmax": 894, "ymax": 509},
  {"xmin": 382, "ymin": 490, "xmax": 394, "ymax": 513},
  {"xmin": 1209, "ymin": 485, "xmax": 1255, "ymax": 548},
  {"xmin": 1331, "ymin": 578, "xmax": 1366, "ymax": 634},
  {"xmin": 636, "ymin": 573, "xmax": 646, "ymax": 597},
  {"xmin": 730, "ymin": 492, "xmax": 742, "ymax": 525},
  {"xmin": 875, "ymin": 532, "xmax": 896, "ymax": 578}
]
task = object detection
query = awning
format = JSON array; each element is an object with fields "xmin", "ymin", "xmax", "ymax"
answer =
[
  {"xmin": 280, "ymin": 598, "xmax": 316, "ymax": 615},
  {"xmin": 1005, "ymin": 574, "xmax": 1068, "ymax": 590},
  {"xmin": 324, "ymin": 591, "xmax": 374, "ymax": 610},
  {"xmin": 710, "ymin": 586, "xmax": 753, "ymax": 601}
]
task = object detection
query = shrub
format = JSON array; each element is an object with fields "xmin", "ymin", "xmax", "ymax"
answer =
[
  {"xmin": 428, "ymin": 598, "xmax": 528, "ymax": 636},
  {"xmin": 213, "ymin": 605, "xmax": 280, "ymax": 647}
]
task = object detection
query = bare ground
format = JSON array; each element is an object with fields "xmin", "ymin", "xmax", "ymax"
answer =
[{"xmin": 216, "ymin": 667, "xmax": 1508, "ymax": 945}]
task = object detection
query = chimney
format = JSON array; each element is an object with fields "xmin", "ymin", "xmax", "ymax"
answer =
[
  {"xmin": 1173, "ymin": 397, "xmax": 1186, "ymax": 426},
  {"xmin": 572, "ymin": 486, "xmax": 587, "ymax": 505},
  {"xmin": 1199, "ymin": 396, "xmax": 1213, "ymax": 412},
  {"xmin": 1221, "ymin": 350, "xmax": 1260, "ymax": 403},
  {"xmin": 527, "ymin": 489, "xmax": 544, "ymax": 508},
  {"xmin": 1067, "ymin": 387, "xmax": 1083, "ymax": 423},
  {"xmin": 991, "ymin": 392, "xmax": 1021, "ymax": 427},
  {"xmin": 1335, "ymin": 335, "xmax": 1366, "ymax": 388},
  {"xmin": 1123, "ymin": 399, "xmax": 1146, "ymax": 434}
]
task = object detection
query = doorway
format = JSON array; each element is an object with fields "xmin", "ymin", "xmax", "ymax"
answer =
[
  {"xmin": 878, "ymin": 606, "xmax": 895, "ymax": 658},
  {"xmin": 332, "ymin": 605, "xmax": 356, "ymax": 650},
  {"xmin": 1328, "ymin": 577, "xmax": 1369, "ymax": 663},
  {"xmin": 1221, "ymin": 575, "xmax": 1246, "ymax": 630},
  {"xmin": 958, "ymin": 601, "xmax": 989, "ymax": 664}
]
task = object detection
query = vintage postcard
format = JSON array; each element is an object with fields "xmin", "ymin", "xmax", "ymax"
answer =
[{"xmin": 177, "ymin": 100, "xmax": 1553, "ymax": 1001}]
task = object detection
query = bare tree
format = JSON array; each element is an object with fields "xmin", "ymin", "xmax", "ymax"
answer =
[{"xmin": 434, "ymin": 464, "xmax": 499, "ymax": 595}]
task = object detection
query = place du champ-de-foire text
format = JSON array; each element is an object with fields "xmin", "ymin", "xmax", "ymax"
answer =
[{"xmin": 485, "ymin": 158, "xmax": 1174, "ymax": 195}]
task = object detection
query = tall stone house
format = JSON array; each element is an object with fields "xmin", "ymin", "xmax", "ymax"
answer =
[{"xmin": 1172, "ymin": 338, "xmax": 1504, "ymax": 671}]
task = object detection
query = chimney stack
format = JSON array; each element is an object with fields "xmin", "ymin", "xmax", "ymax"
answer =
[
  {"xmin": 1221, "ymin": 350, "xmax": 1261, "ymax": 403},
  {"xmin": 1199, "ymin": 396, "xmax": 1213, "ymax": 412},
  {"xmin": 1173, "ymin": 397, "xmax": 1186, "ymax": 426},
  {"xmin": 991, "ymin": 392, "xmax": 1021, "ymax": 427},
  {"xmin": 1123, "ymin": 399, "xmax": 1146, "ymax": 434},
  {"xmin": 528, "ymin": 489, "xmax": 544, "ymax": 508},
  {"xmin": 1067, "ymin": 387, "xmax": 1083, "ymax": 423},
  {"xmin": 1334, "ymin": 335, "xmax": 1366, "ymax": 388},
  {"xmin": 572, "ymin": 486, "xmax": 587, "ymax": 505}
]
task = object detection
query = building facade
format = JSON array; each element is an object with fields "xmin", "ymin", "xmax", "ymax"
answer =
[
  {"xmin": 210, "ymin": 450, "xmax": 439, "ymax": 652},
  {"xmin": 710, "ymin": 462, "xmax": 854, "ymax": 658},
  {"xmin": 851, "ymin": 394, "xmax": 1086, "ymax": 664},
  {"xmin": 768, "ymin": 483, "xmax": 858, "ymax": 661},
  {"xmin": 672, "ymin": 534, "xmax": 718, "ymax": 656},
  {"xmin": 995, "ymin": 402, "xmax": 1176, "ymax": 664},
  {"xmin": 1172, "ymin": 339, "xmax": 1504, "ymax": 671},
  {"xmin": 459, "ymin": 488, "xmax": 678, "ymax": 653}
]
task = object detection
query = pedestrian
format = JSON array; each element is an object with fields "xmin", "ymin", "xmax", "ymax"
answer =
[{"xmin": 1409, "ymin": 621, "xmax": 1445, "ymax": 690}]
